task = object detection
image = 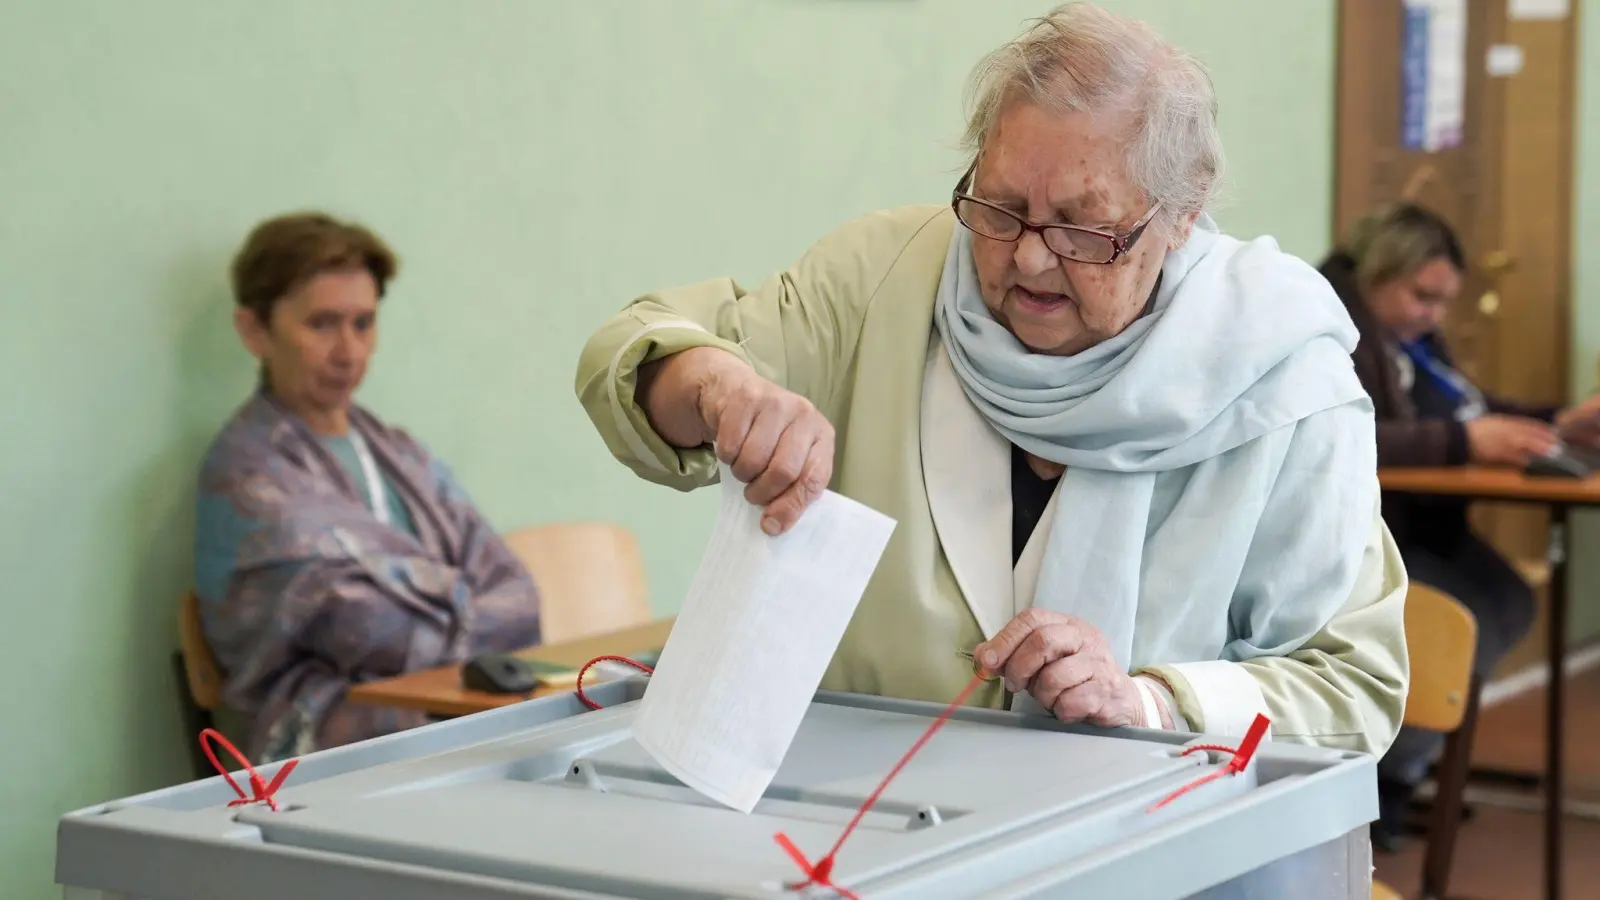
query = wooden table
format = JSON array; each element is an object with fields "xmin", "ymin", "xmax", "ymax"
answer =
[
  {"xmin": 1379, "ymin": 466, "xmax": 1600, "ymax": 900},
  {"xmin": 345, "ymin": 617, "xmax": 676, "ymax": 718}
]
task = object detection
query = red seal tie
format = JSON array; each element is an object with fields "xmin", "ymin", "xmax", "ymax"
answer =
[
  {"xmin": 198, "ymin": 728, "xmax": 297, "ymax": 812},
  {"xmin": 1145, "ymin": 712, "xmax": 1271, "ymax": 813}
]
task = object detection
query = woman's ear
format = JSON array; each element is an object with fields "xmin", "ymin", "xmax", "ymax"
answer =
[
  {"xmin": 233, "ymin": 306, "xmax": 270, "ymax": 360},
  {"xmin": 1165, "ymin": 210, "xmax": 1203, "ymax": 250}
]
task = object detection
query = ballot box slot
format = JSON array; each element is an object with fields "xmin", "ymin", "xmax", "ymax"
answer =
[{"xmin": 556, "ymin": 756, "xmax": 968, "ymax": 832}]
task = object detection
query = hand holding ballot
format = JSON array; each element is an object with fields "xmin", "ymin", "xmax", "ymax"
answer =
[
  {"xmin": 973, "ymin": 609, "xmax": 1148, "ymax": 729},
  {"xmin": 639, "ymin": 346, "xmax": 835, "ymax": 536}
]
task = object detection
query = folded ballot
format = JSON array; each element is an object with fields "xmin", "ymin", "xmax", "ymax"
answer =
[{"xmin": 631, "ymin": 465, "xmax": 896, "ymax": 812}]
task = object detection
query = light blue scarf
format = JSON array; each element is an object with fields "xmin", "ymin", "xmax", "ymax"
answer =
[{"xmin": 933, "ymin": 217, "xmax": 1374, "ymax": 696}]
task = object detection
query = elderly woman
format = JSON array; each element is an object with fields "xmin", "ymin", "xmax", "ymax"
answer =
[
  {"xmin": 194, "ymin": 211, "xmax": 542, "ymax": 763},
  {"xmin": 576, "ymin": 3, "xmax": 1406, "ymax": 753},
  {"xmin": 1318, "ymin": 202, "xmax": 1600, "ymax": 848}
]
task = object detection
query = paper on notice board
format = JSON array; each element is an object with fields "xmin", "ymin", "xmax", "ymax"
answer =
[
  {"xmin": 1509, "ymin": 0, "xmax": 1568, "ymax": 20},
  {"xmin": 1486, "ymin": 44, "xmax": 1525, "ymax": 78},
  {"xmin": 1401, "ymin": 0, "xmax": 1467, "ymax": 152},
  {"xmin": 631, "ymin": 464, "xmax": 896, "ymax": 813}
]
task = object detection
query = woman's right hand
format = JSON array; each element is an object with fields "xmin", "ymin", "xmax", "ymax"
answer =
[
  {"xmin": 698, "ymin": 361, "xmax": 835, "ymax": 536},
  {"xmin": 1464, "ymin": 414, "xmax": 1559, "ymax": 467},
  {"xmin": 638, "ymin": 347, "xmax": 834, "ymax": 536}
]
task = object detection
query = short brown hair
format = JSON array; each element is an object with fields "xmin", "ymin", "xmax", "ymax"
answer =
[{"xmin": 229, "ymin": 212, "xmax": 399, "ymax": 321}]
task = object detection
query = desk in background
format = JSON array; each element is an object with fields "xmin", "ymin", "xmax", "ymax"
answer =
[
  {"xmin": 1379, "ymin": 466, "xmax": 1600, "ymax": 900},
  {"xmin": 346, "ymin": 617, "xmax": 675, "ymax": 719}
]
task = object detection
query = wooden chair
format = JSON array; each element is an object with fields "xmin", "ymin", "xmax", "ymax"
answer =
[
  {"xmin": 502, "ymin": 521, "xmax": 652, "ymax": 645},
  {"xmin": 1372, "ymin": 882, "xmax": 1402, "ymax": 900},
  {"xmin": 174, "ymin": 591, "xmax": 227, "ymax": 778},
  {"xmin": 1373, "ymin": 583, "xmax": 1478, "ymax": 900}
]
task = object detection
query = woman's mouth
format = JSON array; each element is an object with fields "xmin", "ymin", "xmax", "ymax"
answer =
[{"xmin": 1011, "ymin": 286, "xmax": 1073, "ymax": 313}]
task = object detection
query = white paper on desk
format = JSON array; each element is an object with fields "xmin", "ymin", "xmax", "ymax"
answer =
[{"xmin": 631, "ymin": 464, "xmax": 896, "ymax": 813}]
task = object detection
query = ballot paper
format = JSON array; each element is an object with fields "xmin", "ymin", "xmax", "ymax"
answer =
[{"xmin": 631, "ymin": 464, "xmax": 896, "ymax": 813}]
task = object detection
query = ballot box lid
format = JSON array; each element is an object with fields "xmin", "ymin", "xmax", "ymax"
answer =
[{"xmin": 57, "ymin": 679, "xmax": 1375, "ymax": 900}]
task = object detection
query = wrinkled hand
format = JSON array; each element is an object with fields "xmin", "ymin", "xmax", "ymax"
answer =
[
  {"xmin": 1465, "ymin": 414, "xmax": 1558, "ymax": 467},
  {"xmin": 698, "ymin": 364, "xmax": 834, "ymax": 536},
  {"xmin": 972, "ymin": 609, "xmax": 1145, "ymax": 728},
  {"xmin": 1556, "ymin": 394, "xmax": 1600, "ymax": 449}
]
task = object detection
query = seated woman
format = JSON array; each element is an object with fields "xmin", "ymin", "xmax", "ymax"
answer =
[
  {"xmin": 194, "ymin": 211, "xmax": 542, "ymax": 764},
  {"xmin": 575, "ymin": 2, "xmax": 1408, "ymax": 755},
  {"xmin": 1317, "ymin": 202, "xmax": 1600, "ymax": 849}
]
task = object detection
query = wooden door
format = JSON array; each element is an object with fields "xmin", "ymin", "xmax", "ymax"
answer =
[{"xmin": 1334, "ymin": 1, "xmax": 1579, "ymax": 663}]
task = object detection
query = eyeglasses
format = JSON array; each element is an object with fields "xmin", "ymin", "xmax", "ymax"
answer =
[{"xmin": 950, "ymin": 161, "xmax": 1161, "ymax": 265}]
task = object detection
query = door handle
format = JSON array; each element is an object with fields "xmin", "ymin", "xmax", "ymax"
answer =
[
  {"xmin": 1481, "ymin": 250, "xmax": 1517, "ymax": 276},
  {"xmin": 1478, "ymin": 250, "xmax": 1512, "ymax": 317},
  {"xmin": 1478, "ymin": 290, "xmax": 1501, "ymax": 317}
]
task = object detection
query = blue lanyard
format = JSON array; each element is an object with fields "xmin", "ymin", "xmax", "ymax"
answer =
[{"xmin": 1399, "ymin": 339, "xmax": 1468, "ymax": 406}]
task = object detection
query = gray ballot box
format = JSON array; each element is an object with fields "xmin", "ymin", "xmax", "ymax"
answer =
[{"xmin": 57, "ymin": 678, "xmax": 1376, "ymax": 899}]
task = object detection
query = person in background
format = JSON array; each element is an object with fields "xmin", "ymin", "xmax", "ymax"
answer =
[
  {"xmin": 193, "ymin": 212, "xmax": 542, "ymax": 764},
  {"xmin": 576, "ymin": 3, "xmax": 1407, "ymax": 760},
  {"xmin": 1317, "ymin": 202, "xmax": 1600, "ymax": 851}
]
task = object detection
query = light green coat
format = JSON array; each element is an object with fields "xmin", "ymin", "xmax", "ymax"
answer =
[{"xmin": 575, "ymin": 204, "xmax": 1409, "ymax": 755}]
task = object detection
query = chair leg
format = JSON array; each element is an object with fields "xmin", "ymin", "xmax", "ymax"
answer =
[
  {"xmin": 1422, "ymin": 674, "xmax": 1482, "ymax": 900},
  {"xmin": 171, "ymin": 651, "xmax": 217, "ymax": 782}
]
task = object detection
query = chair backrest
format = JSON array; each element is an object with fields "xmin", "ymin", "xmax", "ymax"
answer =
[
  {"xmin": 1401, "ymin": 583, "xmax": 1478, "ymax": 732},
  {"xmin": 502, "ymin": 521, "xmax": 652, "ymax": 645},
  {"xmin": 178, "ymin": 591, "xmax": 225, "ymax": 711}
]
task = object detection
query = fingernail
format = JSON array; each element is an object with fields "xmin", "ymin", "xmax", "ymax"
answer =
[
  {"xmin": 981, "ymin": 649, "xmax": 997, "ymax": 667},
  {"xmin": 761, "ymin": 517, "xmax": 780, "ymax": 535}
]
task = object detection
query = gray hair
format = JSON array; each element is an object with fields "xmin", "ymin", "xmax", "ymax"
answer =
[{"xmin": 960, "ymin": 2, "xmax": 1224, "ymax": 223}]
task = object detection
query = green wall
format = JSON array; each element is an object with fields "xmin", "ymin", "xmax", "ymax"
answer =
[
  {"xmin": 1577, "ymin": 4, "xmax": 1600, "ymax": 399},
  {"xmin": 1, "ymin": 2, "xmax": 1336, "ymax": 896},
  {"xmin": 1569, "ymin": 4, "xmax": 1600, "ymax": 645}
]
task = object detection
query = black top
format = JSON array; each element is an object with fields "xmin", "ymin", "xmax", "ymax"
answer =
[
  {"xmin": 1398, "ymin": 351, "xmax": 1479, "ymax": 550},
  {"xmin": 1011, "ymin": 443, "xmax": 1060, "ymax": 564}
]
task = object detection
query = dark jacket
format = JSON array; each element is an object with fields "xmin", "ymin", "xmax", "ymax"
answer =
[{"xmin": 1316, "ymin": 251, "xmax": 1557, "ymax": 547}]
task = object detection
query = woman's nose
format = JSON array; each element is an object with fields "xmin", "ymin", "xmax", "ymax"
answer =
[
  {"xmin": 1012, "ymin": 230, "xmax": 1059, "ymax": 276},
  {"xmin": 331, "ymin": 328, "xmax": 361, "ymax": 364}
]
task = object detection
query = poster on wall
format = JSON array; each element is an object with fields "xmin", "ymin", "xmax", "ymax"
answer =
[
  {"xmin": 1508, "ymin": 0, "xmax": 1568, "ymax": 20},
  {"xmin": 1401, "ymin": 0, "xmax": 1467, "ymax": 152}
]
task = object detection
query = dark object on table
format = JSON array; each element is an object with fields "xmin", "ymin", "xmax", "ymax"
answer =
[
  {"xmin": 1524, "ymin": 445, "xmax": 1591, "ymax": 479},
  {"xmin": 461, "ymin": 653, "xmax": 538, "ymax": 694},
  {"xmin": 1565, "ymin": 443, "xmax": 1600, "ymax": 470}
]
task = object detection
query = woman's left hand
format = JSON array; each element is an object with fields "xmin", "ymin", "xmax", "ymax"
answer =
[
  {"xmin": 1556, "ymin": 394, "xmax": 1600, "ymax": 448},
  {"xmin": 972, "ymin": 609, "xmax": 1144, "ymax": 728}
]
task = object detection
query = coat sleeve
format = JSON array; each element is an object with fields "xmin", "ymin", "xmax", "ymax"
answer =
[
  {"xmin": 1138, "ymin": 407, "xmax": 1409, "ymax": 757},
  {"xmin": 572, "ymin": 206, "xmax": 946, "ymax": 492},
  {"xmin": 1376, "ymin": 417, "xmax": 1469, "ymax": 467}
]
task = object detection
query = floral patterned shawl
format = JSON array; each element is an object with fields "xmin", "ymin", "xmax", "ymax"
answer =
[{"xmin": 193, "ymin": 392, "xmax": 541, "ymax": 763}]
